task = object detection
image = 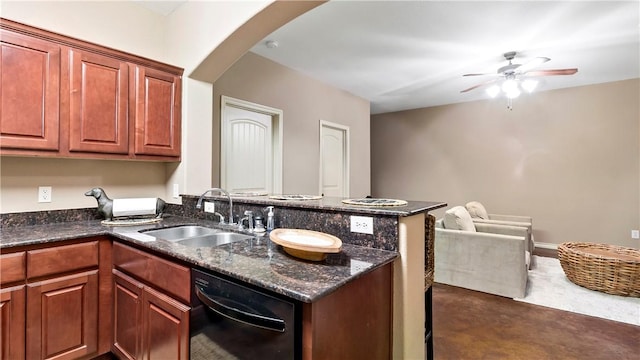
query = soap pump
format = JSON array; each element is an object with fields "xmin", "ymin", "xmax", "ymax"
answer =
[{"xmin": 265, "ymin": 206, "xmax": 275, "ymax": 232}]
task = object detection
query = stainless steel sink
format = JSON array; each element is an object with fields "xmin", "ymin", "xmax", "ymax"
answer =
[
  {"xmin": 140, "ymin": 225, "xmax": 252, "ymax": 247},
  {"xmin": 175, "ymin": 232, "xmax": 253, "ymax": 247},
  {"xmin": 142, "ymin": 225, "xmax": 219, "ymax": 241}
]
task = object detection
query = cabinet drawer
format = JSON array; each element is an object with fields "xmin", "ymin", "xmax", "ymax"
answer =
[
  {"xmin": 1, "ymin": 251, "xmax": 26, "ymax": 285},
  {"xmin": 112, "ymin": 242, "xmax": 190, "ymax": 303},
  {"xmin": 27, "ymin": 241, "xmax": 99, "ymax": 279}
]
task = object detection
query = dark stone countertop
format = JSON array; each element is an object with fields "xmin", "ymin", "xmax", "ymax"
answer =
[{"xmin": 0, "ymin": 215, "xmax": 398, "ymax": 303}]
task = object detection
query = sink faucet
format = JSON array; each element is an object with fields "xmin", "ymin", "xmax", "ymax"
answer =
[{"xmin": 195, "ymin": 188, "xmax": 234, "ymax": 225}]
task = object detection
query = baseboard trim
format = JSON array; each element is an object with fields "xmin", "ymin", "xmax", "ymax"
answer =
[{"xmin": 536, "ymin": 242, "xmax": 558, "ymax": 250}]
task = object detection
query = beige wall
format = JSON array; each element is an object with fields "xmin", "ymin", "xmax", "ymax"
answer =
[
  {"xmin": 371, "ymin": 79, "xmax": 640, "ymax": 248},
  {"xmin": 0, "ymin": 1, "xmax": 280, "ymax": 212},
  {"xmin": 213, "ymin": 52, "xmax": 371, "ymax": 197},
  {"xmin": 0, "ymin": 157, "xmax": 167, "ymax": 213}
]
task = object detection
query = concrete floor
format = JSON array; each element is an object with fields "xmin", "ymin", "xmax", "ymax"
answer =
[{"xmin": 431, "ymin": 283, "xmax": 640, "ymax": 359}]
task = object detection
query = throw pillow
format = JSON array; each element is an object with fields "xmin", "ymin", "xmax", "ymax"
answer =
[
  {"xmin": 465, "ymin": 201, "xmax": 489, "ymax": 219},
  {"xmin": 443, "ymin": 206, "xmax": 476, "ymax": 232}
]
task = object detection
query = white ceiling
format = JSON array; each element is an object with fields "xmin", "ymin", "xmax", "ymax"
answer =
[
  {"xmin": 134, "ymin": 1, "xmax": 639, "ymax": 115},
  {"xmin": 249, "ymin": 1, "xmax": 640, "ymax": 114}
]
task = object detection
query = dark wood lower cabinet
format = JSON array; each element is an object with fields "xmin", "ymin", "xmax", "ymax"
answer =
[
  {"xmin": 0, "ymin": 285, "xmax": 26, "ymax": 360},
  {"xmin": 302, "ymin": 264, "xmax": 393, "ymax": 360},
  {"xmin": 112, "ymin": 269, "xmax": 189, "ymax": 360},
  {"xmin": 26, "ymin": 270, "xmax": 99, "ymax": 360},
  {"xmin": 112, "ymin": 270, "xmax": 143, "ymax": 360},
  {"xmin": 141, "ymin": 286, "xmax": 189, "ymax": 360}
]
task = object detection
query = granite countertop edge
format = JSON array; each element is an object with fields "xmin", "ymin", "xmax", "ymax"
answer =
[
  {"xmin": 0, "ymin": 216, "xmax": 399, "ymax": 303},
  {"xmin": 182, "ymin": 194, "xmax": 446, "ymax": 217}
]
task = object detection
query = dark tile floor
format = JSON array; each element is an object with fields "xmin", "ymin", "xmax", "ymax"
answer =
[{"xmin": 431, "ymin": 282, "xmax": 640, "ymax": 359}]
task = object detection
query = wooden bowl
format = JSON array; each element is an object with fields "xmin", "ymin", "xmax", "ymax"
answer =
[{"xmin": 269, "ymin": 228, "xmax": 342, "ymax": 261}]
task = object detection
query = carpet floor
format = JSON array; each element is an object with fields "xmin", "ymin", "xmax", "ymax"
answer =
[
  {"xmin": 432, "ymin": 283, "xmax": 640, "ymax": 360},
  {"xmin": 515, "ymin": 255, "xmax": 640, "ymax": 326}
]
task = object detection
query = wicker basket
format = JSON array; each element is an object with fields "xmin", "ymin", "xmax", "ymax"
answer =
[{"xmin": 557, "ymin": 242, "xmax": 640, "ymax": 297}]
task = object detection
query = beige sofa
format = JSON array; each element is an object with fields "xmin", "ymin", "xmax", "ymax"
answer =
[{"xmin": 434, "ymin": 206, "xmax": 530, "ymax": 298}]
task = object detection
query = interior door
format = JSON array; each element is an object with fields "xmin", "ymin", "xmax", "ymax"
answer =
[
  {"xmin": 221, "ymin": 97, "xmax": 282, "ymax": 194},
  {"xmin": 319, "ymin": 120, "xmax": 350, "ymax": 197},
  {"xmin": 222, "ymin": 107, "xmax": 272, "ymax": 194}
]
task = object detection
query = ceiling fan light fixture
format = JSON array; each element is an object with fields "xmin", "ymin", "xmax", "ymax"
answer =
[
  {"xmin": 505, "ymin": 88, "xmax": 521, "ymax": 99},
  {"xmin": 521, "ymin": 79, "xmax": 538, "ymax": 93},
  {"xmin": 486, "ymin": 85, "xmax": 500, "ymax": 98},
  {"xmin": 501, "ymin": 78, "xmax": 518, "ymax": 93}
]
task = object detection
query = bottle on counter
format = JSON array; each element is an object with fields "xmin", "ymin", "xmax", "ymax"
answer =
[{"xmin": 266, "ymin": 206, "xmax": 275, "ymax": 232}]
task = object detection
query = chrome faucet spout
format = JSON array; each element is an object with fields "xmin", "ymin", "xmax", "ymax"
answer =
[{"xmin": 195, "ymin": 188, "xmax": 234, "ymax": 225}]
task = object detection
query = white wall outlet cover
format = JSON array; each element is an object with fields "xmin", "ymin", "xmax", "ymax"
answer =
[
  {"xmin": 204, "ymin": 201, "xmax": 215, "ymax": 213},
  {"xmin": 38, "ymin": 186, "xmax": 52, "ymax": 203},
  {"xmin": 350, "ymin": 215, "xmax": 373, "ymax": 234},
  {"xmin": 632, "ymin": 230, "xmax": 640, "ymax": 239}
]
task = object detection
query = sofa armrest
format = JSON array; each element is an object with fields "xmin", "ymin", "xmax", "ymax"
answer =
[
  {"xmin": 474, "ymin": 222, "xmax": 534, "ymax": 257},
  {"xmin": 472, "ymin": 218, "xmax": 531, "ymax": 232},
  {"xmin": 488, "ymin": 213, "xmax": 532, "ymax": 224},
  {"xmin": 474, "ymin": 222, "xmax": 529, "ymax": 238}
]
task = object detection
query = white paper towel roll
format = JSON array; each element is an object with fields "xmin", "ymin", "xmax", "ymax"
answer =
[{"xmin": 112, "ymin": 198, "xmax": 157, "ymax": 217}]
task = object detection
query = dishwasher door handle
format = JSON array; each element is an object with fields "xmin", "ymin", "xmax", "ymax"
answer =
[{"xmin": 195, "ymin": 285, "xmax": 286, "ymax": 333}]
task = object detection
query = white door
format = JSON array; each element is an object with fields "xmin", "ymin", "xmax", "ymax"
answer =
[
  {"xmin": 221, "ymin": 96, "xmax": 283, "ymax": 194},
  {"xmin": 319, "ymin": 120, "xmax": 350, "ymax": 197}
]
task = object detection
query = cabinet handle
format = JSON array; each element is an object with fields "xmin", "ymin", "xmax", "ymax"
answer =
[{"xmin": 195, "ymin": 285, "xmax": 286, "ymax": 333}]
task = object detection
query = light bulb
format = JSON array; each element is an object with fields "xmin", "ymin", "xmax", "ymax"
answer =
[
  {"xmin": 502, "ymin": 79, "xmax": 518, "ymax": 93},
  {"xmin": 522, "ymin": 79, "xmax": 538, "ymax": 93},
  {"xmin": 486, "ymin": 85, "xmax": 500, "ymax": 98},
  {"xmin": 505, "ymin": 88, "xmax": 521, "ymax": 99}
]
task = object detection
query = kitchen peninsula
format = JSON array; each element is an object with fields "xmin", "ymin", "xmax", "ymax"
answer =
[{"xmin": 0, "ymin": 195, "xmax": 445, "ymax": 359}]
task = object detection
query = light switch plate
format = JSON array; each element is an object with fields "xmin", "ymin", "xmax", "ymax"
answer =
[
  {"xmin": 632, "ymin": 230, "xmax": 639, "ymax": 239},
  {"xmin": 350, "ymin": 215, "xmax": 373, "ymax": 234}
]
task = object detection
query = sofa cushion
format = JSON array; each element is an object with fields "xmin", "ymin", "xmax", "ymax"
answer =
[
  {"xmin": 465, "ymin": 201, "xmax": 489, "ymax": 219},
  {"xmin": 444, "ymin": 206, "xmax": 476, "ymax": 232}
]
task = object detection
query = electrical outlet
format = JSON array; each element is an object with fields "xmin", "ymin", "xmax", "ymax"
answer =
[
  {"xmin": 350, "ymin": 215, "xmax": 373, "ymax": 234},
  {"xmin": 38, "ymin": 186, "xmax": 52, "ymax": 203},
  {"xmin": 632, "ymin": 230, "xmax": 639, "ymax": 239},
  {"xmin": 204, "ymin": 202, "xmax": 215, "ymax": 213}
]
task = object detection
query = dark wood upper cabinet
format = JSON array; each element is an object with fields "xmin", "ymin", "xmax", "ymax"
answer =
[
  {"xmin": 0, "ymin": 18, "xmax": 183, "ymax": 161},
  {"xmin": 68, "ymin": 49, "xmax": 129, "ymax": 154},
  {"xmin": 0, "ymin": 29, "xmax": 60, "ymax": 151},
  {"xmin": 132, "ymin": 65, "xmax": 182, "ymax": 157}
]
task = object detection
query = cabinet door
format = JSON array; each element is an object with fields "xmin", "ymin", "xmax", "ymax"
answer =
[
  {"xmin": 68, "ymin": 49, "xmax": 128, "ymax": 154},
  {"xmin": 0, "ymin": 285, "xmax": 26, "ymax": 360},
  {"xmin": 26, "ymin": 270, "xmax": 98, "ymax": 360},
  {"xmin": 132, "ymin": 65, "xmax": 181, "ymax": 157},
  {"xmin": 141, "ymin": 286, "xmax": 189, "ymax": 360},
  {"xmin": 0, "ymin": 29, "xmax": 60, "ymax": 151},
  {"xmin": 112, "ymin": 270, "xmax": 143, "ymax": 360}
]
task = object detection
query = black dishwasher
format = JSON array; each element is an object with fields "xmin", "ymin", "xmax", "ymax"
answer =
[{"xmin": 190, "ymin": 269, "xmax": 299, "ymax": 360}]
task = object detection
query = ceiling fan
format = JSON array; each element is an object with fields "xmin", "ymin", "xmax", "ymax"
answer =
[{"xmin": 461, "ymin": 51, "xmax": 578, "ymax": 95}]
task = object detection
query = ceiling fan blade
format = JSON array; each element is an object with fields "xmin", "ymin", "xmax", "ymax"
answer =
[
  {"xmin": 461, "ymin": 79, "xmax": 497, "ymax": 93},
  {"xmin": 463, "ymin": 73, "xmax": 494, "ymax": 77},
  {"xmin": 516, "ymin": 57, "xmax": 550, "ymax": 73},
  {"xmin": 526, "ymin": 68, "xmax": 578, "ymax": 76}
]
